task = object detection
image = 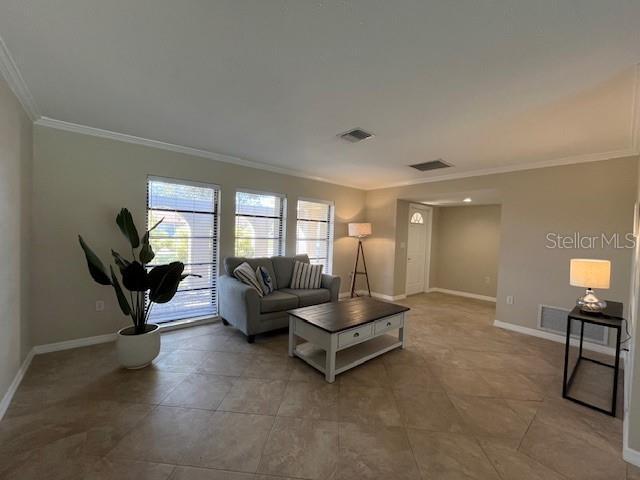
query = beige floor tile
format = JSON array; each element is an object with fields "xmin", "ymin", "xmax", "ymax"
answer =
[
  {"xmin": 197, "ymin": 351, "xmax": 253, "ymax": 376},
  {"xmin": 242, "ymin": 353, "xmax": 294, "ymax": 380},
  {"xmin": 289, "ymin": 360, "xmax": 329, "ymax": 383},
  {"xmin": 628, "ymin": 464, "xmax": 640, "ymax": 480},
  {"xmin": 218, "ymin": 377, "xmax": 286, "ymax": 415},
  {"xmin": 477, "ymin": 370, "xmax": 546, "ymax": 401},
  {"xmin": 406, "ymin": 429, "xmax": 500, "ymax": 479},
  {"xmin": 433, "ymin": 367, "xmax": 496, "ymax": 397},
  {"xmin": 449, "ymin": 395, "xmax": 530, "ymax": 440},
  {"xmin": 393, "ymin": 385, "xmax": 467, "ymax": 433},
  {"xmin": 338, "ymin": 385, "xmax": 402, "ymax": 426},
  {"xmin": 86, "ymin": 369, "xmax": 189, "ymax": 405},
  {"xmin": 278, "ymin": 380, "xmax": 339, "ymax": 420},
  {"xmin": 386, "ymin": 363, "xmax": 443, "ymax": 390},
  {"xmin": 152, "ymin": 349, "xmax": 210, "ymax": 373},
  {"xmin": 337, "ymin": 358, "xmax": 391, "ymax": 387},
  {"xmin": 504, "ymin": 399, "xmax": 543, "ymax": 425},
  {"xmin": 169, "ymin": 466, "xmax": 255, "ymax": 479},
  {"xmin": 258, "ymin": 417, "xmax": 339, "ymax": 480},
  {"xmin": 520, "ymin": 417, "xmax": 626, "ymax": 480},
  {"xmin": 108, "ymin": 406, "xmax": 211, "ymax": 464},
  {"xmin": 480, "ymin": 442, "xmax": 565, "ymax": 480},
  {"xmin": 182, "ymin": 333, "xmax": 255, "ymax": 353},
  {"xmin": 160, "ymin": 374, "xmax": 233, "ymax": 410},
  {"xmin": 185, "ymin": 411, "xmax": 274, "ymax": 472},
  {"xmin": 84, "ymin": 458, "xmax": 175, "ymax": 480},
  {"xmin": 337, "ymin": 422, "xmax": 421, "ymax": 480}
]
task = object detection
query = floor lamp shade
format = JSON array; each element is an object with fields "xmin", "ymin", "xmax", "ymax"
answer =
[{"xmin": 348, "ymin": 222, "xmax": 372, "ymax": 238}]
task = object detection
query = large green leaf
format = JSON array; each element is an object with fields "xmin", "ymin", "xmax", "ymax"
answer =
[
  {"xmin": 139, "ymin": 218, "xmax": 163, "ymax": 264},
  {"xmin": 111, "ymin": 250, "xmax": 131, "ymax": 271},
  {"xmin": 78, "ymin": 235, "xmax": 111, "ymax": 286},
  {"xmin": 116, "ymin": 208, "xmax": 140, "ymax": 248},
  {"xmin": 110, "ymin": 266, "xmax": 131, "ymax": 316},
  {"xmin": 148, "ymin": 262, "xmax": 185, "ymax": 304},
  {"xmin": 121, "ymin": 261, "xmax": 149, "ymax": 292}
]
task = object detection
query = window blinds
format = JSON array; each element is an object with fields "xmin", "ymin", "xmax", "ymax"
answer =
[
  {"xmin": 235, "ymin": 191, "xmax": 286, "ymax": 258},
  {"xmin": 147, "ymin": 178, "xmax": 219, "ymax": 323},
  {"xmin": 296, "ymin": 199, "xmax": 333, "ymax": 273}
]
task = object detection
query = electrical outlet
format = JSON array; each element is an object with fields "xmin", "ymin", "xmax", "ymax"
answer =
[
  {"xmin": 95, "ymin": 300, "xmax": 105, "ymax": 312},
  {"xmin": 506, "ymin": 296, "xmax": 514, "ymax": 305}
]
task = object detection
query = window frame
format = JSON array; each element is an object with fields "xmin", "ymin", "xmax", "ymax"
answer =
[
  {"xmin": 234, "ymin": 188, "xmax": 287, "ymax": 258},
  {"xmin": 295, "ymin": 196, "xmax": 335, "ymax": 274},
  {"xmin": 146, "ymin": 175, "xmax": 221, "ymax": 323}
]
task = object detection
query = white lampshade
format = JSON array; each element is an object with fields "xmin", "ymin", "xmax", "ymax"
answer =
[
  {"xmin": 570, "ymin": 259, "xmax": 611, "ymax": 289},
  {"xmin": 348, "ymin": 222, "xmax": 372, "ymax": 238}
]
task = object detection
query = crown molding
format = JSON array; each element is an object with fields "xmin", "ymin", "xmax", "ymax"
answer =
[
  {"xmin": 367, "ymin": 147, "xmax": 640, "ymax": 190},
  {"xmin": 34, "ymin": 117, "xmax": 363, "ymax": 190},
  {"xmin": 0, "ymin": 33, "xmax": 39, "ymax": 121}
]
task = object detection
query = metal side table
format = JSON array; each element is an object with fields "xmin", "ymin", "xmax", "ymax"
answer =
[{"xmin": 562, "ymin": 301, "xmax": 623, "ymax": 417}]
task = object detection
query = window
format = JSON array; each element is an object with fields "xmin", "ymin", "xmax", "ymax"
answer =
[
  {"xmin": 235, "ymin": 190, "xmax": 286, "ymax": 257},
  {"xmin": 296, "ymin": 199, "xmax": 334, "ymax": 273},
  {"xmin": 410, "ymin": 212, "xmax": 424, "ymax": 224},
  {"xmin": 146, "ymin": 177, "xmax": 219, "ymax": 323}
]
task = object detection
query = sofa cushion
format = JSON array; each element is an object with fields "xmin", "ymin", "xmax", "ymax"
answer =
[
  {"xmin": 260, "ymin": 290, "xmax": 299, "ymax": 313},
  {"xmin": 272, "ymin": 254, "xmax": 309, "ymax": 289},
  {"xmin": 225, "ymin": 256, "xmax": 279, "ymax": 289},
  {"xmin": 280, "ymin": 288, "xmax": 331, "ymax": 307},
  {"xmin": 290, "ymin": 261, "xmax": 323, "ymax": 289}
]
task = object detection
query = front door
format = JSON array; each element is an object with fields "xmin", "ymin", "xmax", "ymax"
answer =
[{"xmin": 406, "ymin": 205, "xmax": 431, "ymax": 295}]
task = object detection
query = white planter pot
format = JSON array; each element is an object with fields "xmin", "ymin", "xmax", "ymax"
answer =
[{"xmin": 116, "ymin": 324, "xmax": 161, "ymax": 369}]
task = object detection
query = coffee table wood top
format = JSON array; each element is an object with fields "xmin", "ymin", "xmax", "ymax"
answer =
[{"xmin": 288, "ymin": 297, "xmax": 410, "ymax": 333}]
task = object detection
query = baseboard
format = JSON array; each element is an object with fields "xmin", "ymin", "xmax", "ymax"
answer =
[
  {"xmin": 33, "ymin": 332, "xmax": 117, "ymax": 354},
  {"xmin": 428, "ymin": 287, "xmax": 496, "ymax": 303},
  {"xmin": 624, "ymin": 444, "xmax": 640, "ymax": 467},
  {"xmin": 493, "ymin": 319, "xmax": 624, "ymax": 360},
  {"xmin": 0, "ymin": 348, "xmax": 34, "ymax": 421},
  {"xmin": 339, "ymin": 291, "xmax": 407, "ymax": 301}
]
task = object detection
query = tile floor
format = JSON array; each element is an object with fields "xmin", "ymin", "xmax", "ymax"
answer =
[{"xmin": 0, "ymin": 292, "xmax": 636, "ymax": 479}]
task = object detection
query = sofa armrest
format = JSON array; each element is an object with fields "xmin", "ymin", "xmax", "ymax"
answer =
[
  {"xmin": 218, "ymin": 274, "xmax": 261, "ymax": 335},
  {"xmin": 321, "ymin": 274, "xmax": 341, "ymax": 302}
]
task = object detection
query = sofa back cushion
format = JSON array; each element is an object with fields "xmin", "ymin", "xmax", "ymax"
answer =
[
  {"xmin": 271, "ymin": 254, "xmax": 309, "ymax": 289},
  {"xmin": 224, "ymin": 256, "xmax": 279, "ymax": 290}
]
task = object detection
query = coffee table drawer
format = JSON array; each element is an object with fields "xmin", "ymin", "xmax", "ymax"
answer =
[
  {"xmin": 374, "ymin": 314, "xmax": 403, "ymax": 334},
  {"xmin": 338, "ymin": 324, "xmax": 373, "ymax": 348}
]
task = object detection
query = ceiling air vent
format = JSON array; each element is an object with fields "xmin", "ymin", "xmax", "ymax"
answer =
[
  {"xmin": 339, "ymin": 128, "xmax": 374, "ymax": 143},
  {"xmin": 409, "ymin": 159, "xmax": 452, "ymax": 171}
]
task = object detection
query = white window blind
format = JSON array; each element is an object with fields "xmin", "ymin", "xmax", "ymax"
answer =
[
  {"xmin": 296, "ymin": 199, "xmax": 334, "ymax": 273},
  {"xmin": 235, "ymin": 191, "xmax": 286, "ymax": 257},
  {"xmin": 147, "ymin": 177, "xmax": 219, "ymax": 323}
]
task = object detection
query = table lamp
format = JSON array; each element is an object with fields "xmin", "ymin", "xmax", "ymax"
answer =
[
  {"xmin": 348, "ymin": 223, "xmax": 372, "ymax": 297},
  {"xmin": 569, "ymin": 258, "xmax": 611, "ymax": 313}
]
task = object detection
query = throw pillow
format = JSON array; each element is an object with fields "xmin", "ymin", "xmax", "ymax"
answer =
[
  {"xmin": 256, "ymin": 266, "xmax": 274, "ymax": 295},
  {"xmin": 290, "ymin": 261, "xmax": 323, "ymax": 289},
  {"xmin": 233, "ymin": 262, "xmax": 264, "ymax": 297}
]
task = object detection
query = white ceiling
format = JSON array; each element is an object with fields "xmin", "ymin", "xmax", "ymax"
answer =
[
  {"xmin": 409, "ymin": 189, "xmax": 503, "ymax": 207},
  {"xmin": 0, "ymin": 1, "xmax": 639, "ymax": 189}
]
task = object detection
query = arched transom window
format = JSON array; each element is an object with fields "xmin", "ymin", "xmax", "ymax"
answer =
[{"xmin": 410, "ymin": 212, "xmax": 424, "ymax": 224}]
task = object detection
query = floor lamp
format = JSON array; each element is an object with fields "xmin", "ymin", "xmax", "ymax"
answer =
[{"xmin": 348, "ymin": 223, "xmax": 372, "ymax": 298}]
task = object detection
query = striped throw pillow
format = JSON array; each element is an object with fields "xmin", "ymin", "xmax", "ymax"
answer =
[
  {"xmin": 256, "ymin": 266, "xmax": 274, "ymax": 295},
  {"xmin": 233, "ymin": 262, "xmax": 264, "ymax": 297},
  {"xmin": 290, "ymin": 261, "xmax": 323, "ymax": 289}
]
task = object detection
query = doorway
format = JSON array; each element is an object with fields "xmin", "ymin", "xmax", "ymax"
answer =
[{"xmin": 406, "ymin": 204, "xmax": 432, "ymax": 295}]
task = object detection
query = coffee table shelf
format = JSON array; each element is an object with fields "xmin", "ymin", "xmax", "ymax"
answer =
[{"xmin": 293, "ymin": 335, "xmax": 402, "ymax": 377}]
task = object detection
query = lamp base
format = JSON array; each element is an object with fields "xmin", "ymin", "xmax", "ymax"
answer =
[{"xmin": 576, "ymin": 289, "xmax": 607, "ymax": 313}]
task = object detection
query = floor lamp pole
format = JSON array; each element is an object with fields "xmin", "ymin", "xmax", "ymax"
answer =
[{"xmin": 350, "ymin": 238, "xmax": 372, "ymax": 298}]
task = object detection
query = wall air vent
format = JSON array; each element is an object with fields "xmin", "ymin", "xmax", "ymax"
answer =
[
  {"xmin": 339, "ymin": 128, "xmax": 374, "ymax": 143},
  {"xmin": 410, "ymin": 159, "xmax": 452, "ymax": 171},
  {"xmin": 538, "ymin": 304, "xmax": 608, "ymax": 345}
]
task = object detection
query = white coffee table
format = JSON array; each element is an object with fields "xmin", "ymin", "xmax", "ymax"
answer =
[{"xmin": 287, "ymin": 297, "xmax": 409, "ymax": 383}]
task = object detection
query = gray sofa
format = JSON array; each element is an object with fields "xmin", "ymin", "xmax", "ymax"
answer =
[{"xmin": 219, "ymin": 254, "xmax": 341, "ymax": 342}]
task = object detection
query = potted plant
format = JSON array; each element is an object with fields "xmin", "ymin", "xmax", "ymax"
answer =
[{"xmin": 79, "ymin": 208, "xmax": 198, "ymax": 369}]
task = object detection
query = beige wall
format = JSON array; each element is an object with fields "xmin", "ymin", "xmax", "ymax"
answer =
[
  {"xmin": 0, "ymin": 77, "xmax": 32, "ymax": 402},
  {"xmin": 31, "ymin": 126, "xmax": 366, "ymax": 345},
  {"xmin": 366, "ymin": 157, "xmax": 638, "ymax": 332},
  {"xmin": 431, "ymin": 205, "xmax": 501, "ymax": 298}
]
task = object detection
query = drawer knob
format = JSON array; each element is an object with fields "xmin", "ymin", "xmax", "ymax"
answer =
[
  {"xmin": 354, "ymin": 332, "xmax": 359, "ymax": 337},
  {"xmin": 386, "ymin": 322, "xmax": 391, "ymax": 327}
]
